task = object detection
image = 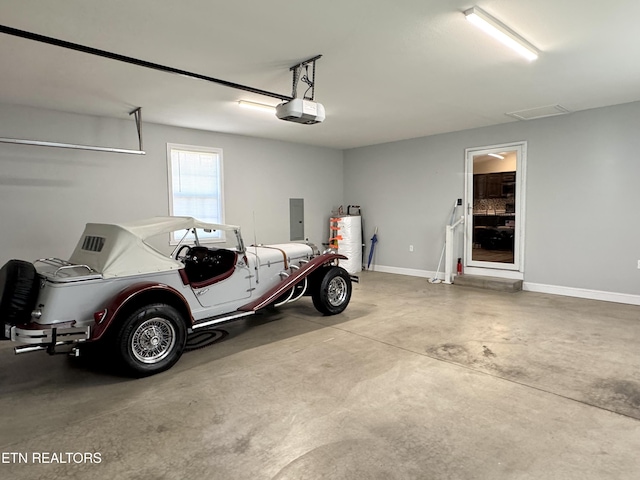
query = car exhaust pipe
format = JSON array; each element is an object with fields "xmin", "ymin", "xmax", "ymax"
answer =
[
  {"xmin": 14, "ymin": 345, "xmax": 47, "ymax": 355},
  {"xmin": 14, "ymin": 342, "xmax": 78, "ymax": 355}
]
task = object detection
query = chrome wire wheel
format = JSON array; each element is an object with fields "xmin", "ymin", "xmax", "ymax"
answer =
[
  {"xmin": 131, "ymin": 317, "xmax": 176, "ymax": 364},
  {"xmin": 327, "ymin": 276, "xmax": 348, "ymax": 307}
]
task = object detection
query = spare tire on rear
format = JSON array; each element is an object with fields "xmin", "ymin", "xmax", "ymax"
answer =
[{"xmin": 0, "ymin": 260, "xmax": 40, "ymax": 338}]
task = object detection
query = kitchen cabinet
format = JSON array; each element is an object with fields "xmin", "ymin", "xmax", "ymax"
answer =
[{"xmin": 473, "ymin": 171, "xmax": 516, "ymax": 200}]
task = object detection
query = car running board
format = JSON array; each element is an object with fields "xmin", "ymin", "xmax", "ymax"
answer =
[{"xmin": 191, "ymin": 311, "xmax": 256, "ymax": 330}]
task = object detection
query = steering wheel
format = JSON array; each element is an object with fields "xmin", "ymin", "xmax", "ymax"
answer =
[
  {"xmin": 187, "ymin": 246, "xmax": 211, "ymax": 264},
  {"xmin": 175, "ymin": 245, "xmax": 192, "ymax": 262},
  {"xmin": 208, "ymin": 254, "xmax": 222, "ymax": 266}
]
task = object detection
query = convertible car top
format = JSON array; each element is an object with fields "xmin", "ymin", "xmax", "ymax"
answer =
[{"xmin": 69, "ymin": 217, "xmax": 241, "ymax": 278}]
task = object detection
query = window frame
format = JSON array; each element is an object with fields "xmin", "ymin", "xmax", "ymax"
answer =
[{"xmin": 166, "ymin": 143, "xmax": 225, "ymax": 245}]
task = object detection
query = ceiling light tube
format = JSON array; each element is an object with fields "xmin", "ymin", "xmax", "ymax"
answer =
[
  {"xmin": 238, "ymin": 100, "xmax": 276, "ymax": 113},
  {"xmin": 488, "ymin": 153, "xmax": 505, "ymax": 159},
  {"xmin": 464, "ymin": 6, "xmax": 539, "ymax": 61}
]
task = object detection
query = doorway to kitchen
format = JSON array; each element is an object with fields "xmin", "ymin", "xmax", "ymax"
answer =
[{"xmin": 464, "ymin": 142, "xmax": 526, "ymax": 278}]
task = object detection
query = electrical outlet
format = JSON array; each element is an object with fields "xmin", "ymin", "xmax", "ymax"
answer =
[
  {"xmin": 637, "ymin": 260, "xmax": 640, "ymax": 269},
  {"xmin": 409, "ymin": 245, "xmax": 414, "ymax": 252}
]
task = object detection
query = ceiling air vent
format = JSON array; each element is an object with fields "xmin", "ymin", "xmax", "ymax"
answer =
[{"xmin": 506, "ymin": 104, "xmax": 570, "ymax": 120}]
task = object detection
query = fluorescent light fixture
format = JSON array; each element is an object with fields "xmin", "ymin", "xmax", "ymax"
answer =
[
  {"xmin": 238, "ymin": 100, "xmax": 276, "ymax": 113},
  {"xmin": 488, "ymin": 153, "xmax": 505, "ymax": 159},
  {"xmin": 464, "ymin": 6, "xmax": 539, "ymax": 61}
]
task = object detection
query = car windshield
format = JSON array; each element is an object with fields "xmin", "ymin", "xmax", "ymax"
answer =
[{"xmin": 171, "ymin": 227, "xmax": 245, "ymax": 254}]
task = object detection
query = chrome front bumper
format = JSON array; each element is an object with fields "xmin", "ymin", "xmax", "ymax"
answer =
[{"xmin": 5, "ymin": 323, "xmax": 91, "ymax": 354}]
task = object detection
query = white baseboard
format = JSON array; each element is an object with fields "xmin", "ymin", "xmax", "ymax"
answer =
[
  {"xmin": 522, "ymin": 282, "xmax": 640, "ymax": 306},
  {"xmin": 369, "ymin": 265, "xmax": 640, "ymax": 306},
  {"xmin": 370, "ymin": 265, "xmax": 437, "ymax": 279}
]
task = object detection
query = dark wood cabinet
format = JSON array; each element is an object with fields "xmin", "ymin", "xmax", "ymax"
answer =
[
  {"xmin": 473, "ymin": 175, "xmax": 486, "ymax": 199},
  {"xmin": 487, "ymin": 173, "xmax": 503, "ymax": 198},
  {"xmin": 473, "ymin": 171, "xmax": 516, "ymax": 200}
]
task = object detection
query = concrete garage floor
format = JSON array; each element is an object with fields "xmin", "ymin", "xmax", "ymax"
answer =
[{"xmin": 1, "ymin": 271, "xmax": 640, "ymax": 479}]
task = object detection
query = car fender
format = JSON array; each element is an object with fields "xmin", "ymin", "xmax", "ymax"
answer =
[
  {"xmin": 91, "ymin": 282, "xmax": 193, "ymax": 341},
  {"xmin": 238, "ymin": 252, "xmax": 347, "ymax": 312}
]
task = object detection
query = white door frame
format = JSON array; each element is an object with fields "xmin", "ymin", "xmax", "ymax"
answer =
[{"xmin": 464, "ymin": 141, "xmax": 527, "ymax": 279}]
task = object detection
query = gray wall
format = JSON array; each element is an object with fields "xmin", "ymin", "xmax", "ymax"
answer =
[
  {"xmin": 0, "ymin": 103, "xmax": 343, "ymax": 265},
  {"xmin": 2, "ymin": 101, "xmax": 639, "ymax": 297},
  {"xmin": 344, "ymin": 101, "xmax": 640, "ymax": 296}
]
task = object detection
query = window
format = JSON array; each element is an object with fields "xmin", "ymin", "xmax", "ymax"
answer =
[{"xmin": 167, "ymin": 143, "xmax": 224, "ymax": 243}]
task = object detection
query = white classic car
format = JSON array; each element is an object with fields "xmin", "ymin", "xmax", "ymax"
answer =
[{"xmin": 0, "ymin": 217, "xmax": 354, "ymax": 376}]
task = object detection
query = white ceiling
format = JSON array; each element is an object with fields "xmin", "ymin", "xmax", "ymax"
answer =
[{"xmin": 1, "ymin": 0, "xmax": 639, "ymax": 150}]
